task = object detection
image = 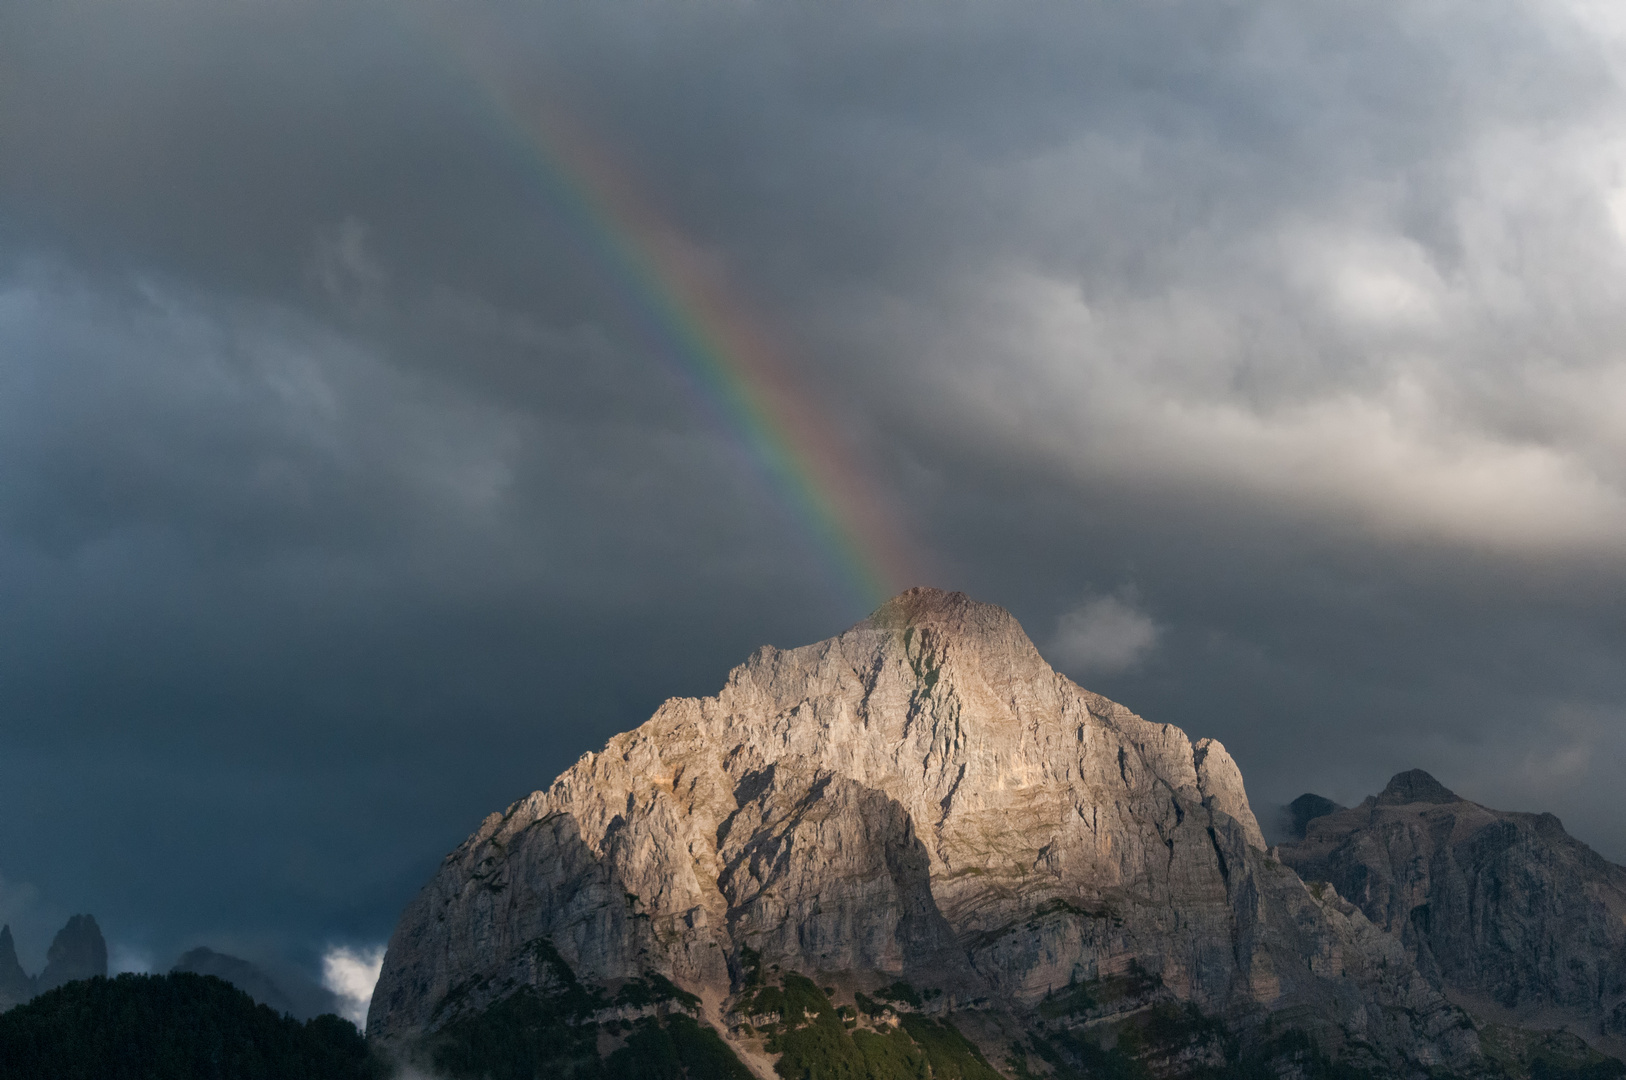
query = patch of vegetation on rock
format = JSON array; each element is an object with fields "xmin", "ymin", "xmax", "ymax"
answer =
[
  {"xmin": 1027, "ymin": 1001, "xmax": 1227, "ymax": 1080},
  {"xmin": 615, "ymin": 971, "xmax": 702, "ymax": 1012},
  {"xmin": 424, "ymin": 939, "xmax": 749, "ymax": 1080},
  {"xmin": 873, "ymin": 981, "xmax": 923, "ymax": 1009},
  {"xmin": 428, "ymin": 987, "xmax": 752, "ymax": 1080},
  {"xmin": 1037, "ymin": 961, "xmax": 1163, "ymax": 1021},
  {"xmin": 894, "ymin": 1013, "xmax": 1002, "ymax": 1080},
  {"xmin": 741, "ymin": 972, "xmax": 999, "ymax": 1080}
]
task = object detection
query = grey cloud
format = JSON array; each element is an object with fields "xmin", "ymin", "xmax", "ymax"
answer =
[{"xmin": 1046, "ymin": 593, "xmax": 1161, "ymax": 676}]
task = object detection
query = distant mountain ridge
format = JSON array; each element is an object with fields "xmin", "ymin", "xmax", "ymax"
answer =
[
  {"xmin": 171, "ymin": 946, "xmax": 342, "ymax": 1020},
  {"xmin": 0, "ymin": 917, "xmax": 342, "ymax": 1021},
  {"xmin": 1278, "ymin": 770, "xmax": 1626, "ymax": 1053},
  {"xmin": 369, "ymin": 588, "xmax": 1491, "ymax": 1079}
]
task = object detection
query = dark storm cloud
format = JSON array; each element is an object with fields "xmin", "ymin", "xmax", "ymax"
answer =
[{"xmin": 4, "ymin": 0, "xmax": 1626, "ymax": 984}]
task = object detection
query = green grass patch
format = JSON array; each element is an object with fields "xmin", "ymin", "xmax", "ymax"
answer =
[
  {"xmin": 1032, "ymin": 898, "xmax": 1115, "ymax": 921},
  {"xmin": 896, "ymin": 1014, "xmax": 1002, "ymax": 1080},
  {"xmin": 748, "ymin": 972, "xmax": 835, "ymax": 1026},
  {"xmin": 741, "ymin": 972, "xmax": 996, "ymax": 1080},
  {"xmin": 739, "ymin": 945, "xmax": 766, "ymax": 989},
  {"xmin": 852, "ymin": 1027, "xmax": 931, "ymax": 1079},
  {"xmin": 853, "ymin": 992, "xmax": 887, "ymax": 1019},
  {"xmin": 1037, "ymin": 961, "xmax": 1162, "ymax": 1020},
  {"xmin": 602, "ymin": 1015, "xmax": 757, "ymax": 1080},
  {"xmin": 615, "ymin": 971, "xmax": 702, "ymax": 1012},
  {"xmin": 873, "ymin": 981, "xmax": 922, "ymax": 1009},
  {"xmin": 428, "ymin": 963, "xmax": 747, "ymax": 1080}
]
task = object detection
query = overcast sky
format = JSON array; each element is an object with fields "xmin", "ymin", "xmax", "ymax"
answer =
[{"xmin": 6, "ymin": 0, "xmax": 1626, "ymax": 986}]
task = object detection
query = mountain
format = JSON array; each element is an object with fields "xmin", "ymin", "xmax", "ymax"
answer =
[
  {"xmin": 1277, "ymin": 770, "xmax": 1626, "ymax": 1050},
  {"xmin": 370, "ymin": 588, "xmax": 1484, "ymax": 1079},
  {"xmin": 0, "ymin": 928, "xmax": 31, "ymax": 1011},
  {"xmin": 35, "ymin": 914, "xmax": 106, "ymax": 995},
  {"xmin": 0, "ymin": 914, "xmax": 108, "ymax": 1011}
]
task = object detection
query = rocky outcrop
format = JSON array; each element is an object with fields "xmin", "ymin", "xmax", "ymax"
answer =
[
  {"xmin": 1277, "ymin": 771, "xmax": 1626, "ymax": 1046},
  {"xmin": 370, "ymin": 588, "xmax": 1482, "ymax": 1077},
  {"xmin": 0, "ymin": 927, "xmax": 32, "ymax": 1011},
  {"xmin": 35, "ymin": 915, "xmax": 106, "ymax": 995}
]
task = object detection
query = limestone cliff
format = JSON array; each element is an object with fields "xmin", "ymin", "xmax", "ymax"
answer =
[
  {"xmin": 1278, "ymin": 770, "xmax": 1626, "ymax": 1048},
  {"xmin": 370, "ymin": 589, "xmax": 1479, "ymax": 1077}
]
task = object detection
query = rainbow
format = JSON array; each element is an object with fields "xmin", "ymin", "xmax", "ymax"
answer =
[{"xmin": 455, "ymin": 72, "xmax": 918, "ymax": 608}]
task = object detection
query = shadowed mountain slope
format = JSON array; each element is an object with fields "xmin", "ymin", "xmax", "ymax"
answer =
[{"xmin": 1278, "ymin": 771, "xmax": 1626, "ymax": 1050}]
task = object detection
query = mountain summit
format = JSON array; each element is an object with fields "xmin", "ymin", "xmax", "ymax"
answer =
[
  {"xmin": 1377, "ymin": 769, "xmax": 1460, "ymax": 806},
  {"xmin": 370, "ymin": 588, "xmax": 1478, "ymax": 1077}
]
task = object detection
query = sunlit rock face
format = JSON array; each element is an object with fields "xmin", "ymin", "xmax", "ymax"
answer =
[
  {"xmin": 1279, "ymin": 770, "xmax": 1626, "ymax": 1046},
  {"xmin": 369, "ymin": 588, "xmax": 1476, "ymax": 1075}
]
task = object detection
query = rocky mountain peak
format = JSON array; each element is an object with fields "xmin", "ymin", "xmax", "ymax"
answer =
[
  {"xmin": 370, "ymin": 589, "xmax": 1480, "ymax": 1077},
  {"xmin": 1376, "ymin": 769, "xmax": 1459, "ymax": 806},
  {"xmin": 37, "ymin": 914, "xmax": 107, "ymax": 995},
  {"xmin": 866, "ymin": 586, "xmax": 1011, "ymax": 632},
  {"xmin": 719, "ymin": 585, "xmax": 1051, "ymax": 734}
]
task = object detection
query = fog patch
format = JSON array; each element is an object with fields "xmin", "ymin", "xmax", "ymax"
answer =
[
  {"xmin": 1048, "ymin": 593, "xmax": 1160, "ymax": 677},
  {"xmin": 109, "ymin": 943, "xmax": 153, "ymax": 975}
]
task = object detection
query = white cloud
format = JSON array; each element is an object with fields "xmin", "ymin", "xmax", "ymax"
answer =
[
  {"xmin": 912, "ymin": 135, "xmax": 1626, "ymax": 559},
  {"xmin": 321, "ymin": 944, "xmax": 386, "ymax": 1027},
  {"xmin": 1048, "ymin": 594, "xmax": 1160, "ymax": 676}
]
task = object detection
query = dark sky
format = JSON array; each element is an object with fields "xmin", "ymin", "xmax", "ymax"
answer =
[{"xmin": 6, "ymin": 0, "xmax": 1626, "ymax": 1003}]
